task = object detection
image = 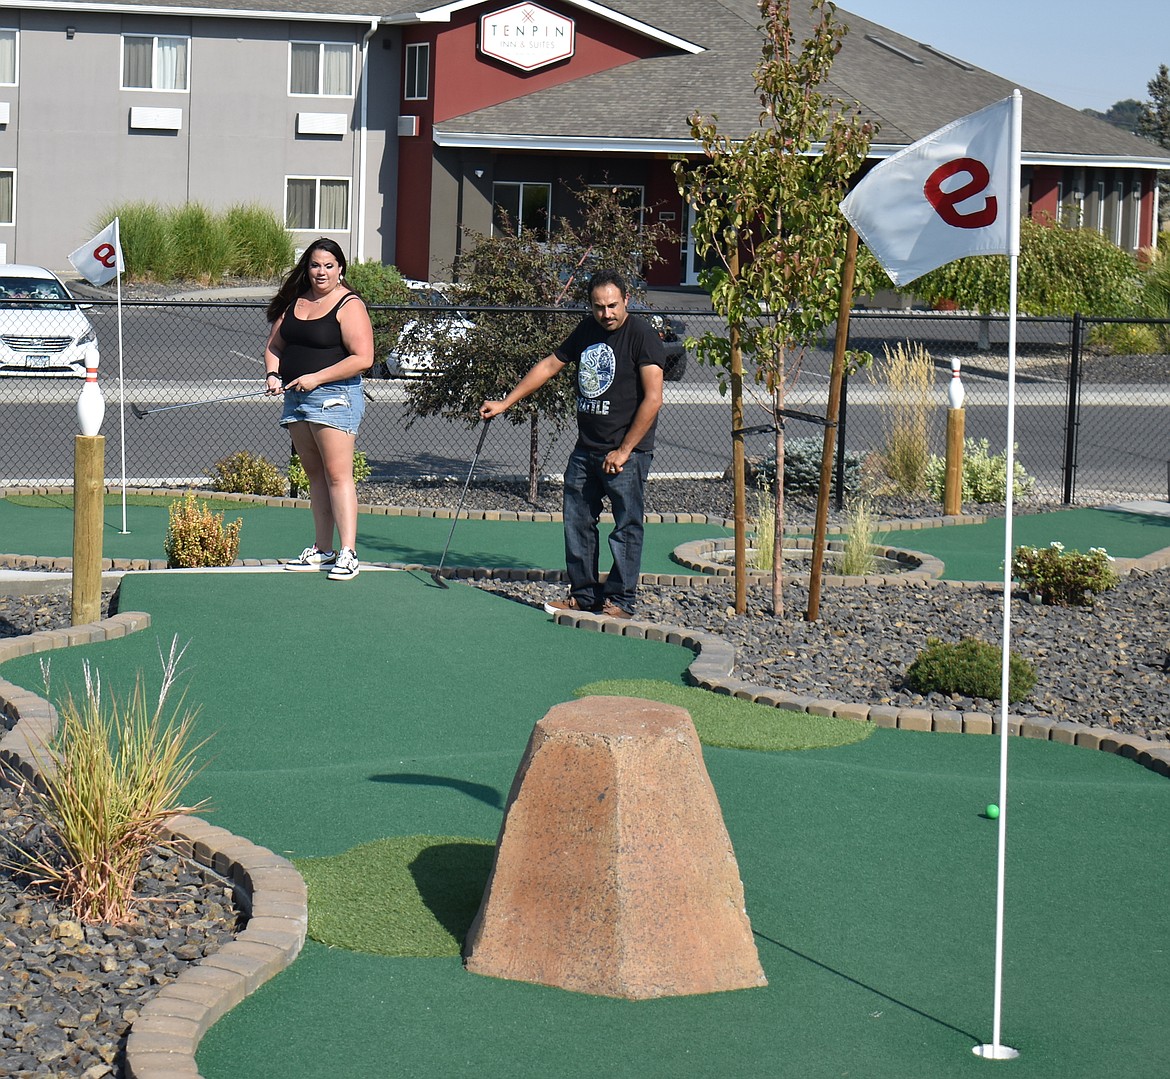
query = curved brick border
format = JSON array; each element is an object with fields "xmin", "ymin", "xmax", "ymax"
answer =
[
  {"xmin": 543, "ymin": 601, "xmax": 1170, "ymax": 780},
  {"xmin": 0, "ymin": 615, "xmax": 308, "ymax": 1079}
]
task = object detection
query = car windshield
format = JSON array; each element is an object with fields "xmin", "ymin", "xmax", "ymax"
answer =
[{"xmin": 0, "ymin": 277, "xmax": 73, "ymax": 311}]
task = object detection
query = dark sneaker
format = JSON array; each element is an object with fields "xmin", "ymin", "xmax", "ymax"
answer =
[
  {"xmin": 599, "ymin": 601, "xmax": 633, "ymax": 619},
  {"xmin": 286, "ymin": 545, "xmax": 336, "ymax": 570},
  {"xmin": 327, "ymin": 547, "xmax": 360, "ymax": 581},
  {"xmin": 543, "ymin": 597, "xmax": 596, "ymax": 616}
]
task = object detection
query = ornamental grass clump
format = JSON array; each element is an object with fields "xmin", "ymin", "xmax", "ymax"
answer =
[
  {"xmin": 906, "ymin": 636, "xmax": 1036, "ymax": 703},
  {"xmin": 837, "ymin": 498, "xmax": 883, "ymax": 576},
  {"xmin": 1011, "ymin": 541, "xmax": 1118, "ymax": 606},
  {"xmin": 209, "ymin": 450, "xmax": 285, "ymax": 497},
  {"xmin": 7, "ymin": 642, "xmax": 209, "ymax": 924},
  {"xmin": 164, "ymin": 491, "xmax": 242, "ymax": 567},
  {"xmin": 750, "ymin": 479, "xmax": 775, "ymax": 571}
]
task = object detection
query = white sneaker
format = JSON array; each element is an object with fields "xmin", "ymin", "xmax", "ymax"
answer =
[
  {"xmin": 327, "ymin": 547, "xmax": 360, "ymax": 581},
  {"xmin": 286, "ymin": 545, "xmax": 336, "ymax": 570}
]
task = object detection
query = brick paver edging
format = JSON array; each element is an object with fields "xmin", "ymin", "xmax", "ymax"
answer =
[
  {"xmin": 542, "ymin": 592, "xmax": 1170, "ymax": 784},
  {"xmin": 0, "ymin": 614, "xmax": 308, "ymax": 1079}
]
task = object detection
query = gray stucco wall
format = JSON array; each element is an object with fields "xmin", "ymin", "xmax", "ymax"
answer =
[{"xmin": 0, "ymin": 9, "xmax": 399, "ymax": 271}]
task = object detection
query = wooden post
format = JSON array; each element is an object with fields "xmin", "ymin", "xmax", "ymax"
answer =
[
  {"xmin": 943, "ymin": 357, "xmax": 966, "ymax": 516},
  {"xmin": 944, "ymin": 408, "xmax": 966, "ymax": 515},
  {"xmin": 806, "ymin": 228, "xmax": 858, "ymax": 622},
  {"xmin": 72, "ymin": 435, "xmax": 105, "ymax": 626}
]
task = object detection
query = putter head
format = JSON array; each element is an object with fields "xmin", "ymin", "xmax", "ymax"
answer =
[
  {"xmin": 430, "ymin": 570, "xmax": 449, "ymax": 590},
  {"xmin": 130, "ymin": 403, "xmax": 147, "ymax": 419}
]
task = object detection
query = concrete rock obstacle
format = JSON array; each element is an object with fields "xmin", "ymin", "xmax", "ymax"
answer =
[{"xmin": 463, "ymin": 695, "xmax": 767, "ymax": 999}]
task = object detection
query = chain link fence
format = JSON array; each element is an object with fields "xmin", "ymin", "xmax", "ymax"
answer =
[{"xmin": 2, "ymin": 298, "xmax": 1167, "ymax": 504}]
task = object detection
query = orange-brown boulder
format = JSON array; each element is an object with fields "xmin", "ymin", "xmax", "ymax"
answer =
[{"xmin": 463, "ymin": 695, "xmax": 767, "ymax": 999}]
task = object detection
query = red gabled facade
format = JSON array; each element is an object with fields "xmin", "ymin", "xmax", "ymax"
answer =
[{"xmin": 396, "ymin": 1, "xmax": 677, "ymax": 280}]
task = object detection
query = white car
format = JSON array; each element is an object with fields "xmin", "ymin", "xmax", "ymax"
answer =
[
  {"xmin": 383, "ymin": 279, "xmax": 474, "ymax": 378},
  {"xmin": 0, "ymin": 264, "xmax": 99, "ymax": 377}
]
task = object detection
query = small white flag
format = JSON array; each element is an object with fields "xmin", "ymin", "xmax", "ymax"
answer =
[
  {"xmin": 840, "ymin": 96, "xmax": 1014, "ymax": 286},
  {"xmin": 69, "ymin": 220, "xmax": 124, "ymax": 287}
]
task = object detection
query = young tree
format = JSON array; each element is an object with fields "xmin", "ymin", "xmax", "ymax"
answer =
[
  {"xmin": 403, "ymin": 184, "xmax": 676, "ymax": 501},
  {"xmin": 676, "ymin": 0, "xmax": 872, "ymax": 615},
  {"xmin": 1137, "ymin": 65, "xmax": 1170, "ymax": 225}
]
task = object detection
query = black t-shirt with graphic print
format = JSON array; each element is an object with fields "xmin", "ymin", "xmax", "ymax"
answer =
[{"xmin": 554, "ymin": 313, "xmax": 666, "ymax": 453}]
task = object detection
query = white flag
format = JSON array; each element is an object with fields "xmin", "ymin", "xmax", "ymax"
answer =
[
  {"xmin": 69, "ymin": 220, "xmax": 124, "ymax": 287},
  {"xmin": 840, "ymin": 96, "xmax": 1014, "ymax": 287}
]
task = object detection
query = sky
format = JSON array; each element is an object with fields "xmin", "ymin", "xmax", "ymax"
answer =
[{"xmin": 838, "ymin": 1, "xmax": 1167, "ymax": 113}]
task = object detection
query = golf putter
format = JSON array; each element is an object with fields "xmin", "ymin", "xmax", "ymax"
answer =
[
  {"xmin": 130, "ymin": 389, "xmax": 270, "ymax": 419},
  {"xmin": 432, "ymin": 417, "xmax": 492, "ymax": 588}
]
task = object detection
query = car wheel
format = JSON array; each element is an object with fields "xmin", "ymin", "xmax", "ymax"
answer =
[{"xmin": 663, "ymin": 350, "xmax": 687, "ymax": 382}]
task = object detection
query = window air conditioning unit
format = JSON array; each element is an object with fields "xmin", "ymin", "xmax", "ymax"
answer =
[{"xmin": 398, "ymin": 115, "xmax": 419, "ymax": 137}]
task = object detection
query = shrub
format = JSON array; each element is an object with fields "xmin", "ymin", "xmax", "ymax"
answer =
[
  {"xmin": 906, "ymin": 636, "xmax": 1036, "ymax": 703},
  {"xmin": 756, "ymin": 436, "xmax": 865, "ymax": 497},
  {"xmin": 287, "ymin": 450, "xmax": 372, "ymax": 496},
  {"xmin": 925, "ymin": 438, "xmax": 1034, "ymax": 503},
  {"xmin": 1087, "ymin": 320, "xmax": 1163, "ymax": 355},
  {"xmin": 100, "ymin": 202, "xmax": 175, "ymax": 281},
  {"xmin": 890, "ymin": 217, "xmax": 1143, "ymax": 316},
  {"xmin": 343, "ymin": 260, "xmax": 414, "ymax": 368},
  {"xmin": 9, "ymin": 643, "xmax": 208, "ymax": 923},
  {"xmin": 225, "ymin": 203, "xmax": 295, "ymax": 278},
  {"xmin": 1011, "ymin": 541, "xmax": 1118, "ymax": 606},
  {"xmin": 877, "ymin": 342, "xmax": 934, "ymax": 495},
  {"xmin": 208, "ymin": 450, "xmax": 285, "ymax": 496},
  {"xmin": 169, "ymin": 202, "xmax": 237, "ymax": 284},
  {"xmin": 164, "ymin": 491, "xmax": 243, "ymax": 567}
]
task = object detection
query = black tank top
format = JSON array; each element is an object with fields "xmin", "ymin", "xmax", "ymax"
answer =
[{"xmin": 279, "ymin": 293, "xmax": 363, "ymax": 382}]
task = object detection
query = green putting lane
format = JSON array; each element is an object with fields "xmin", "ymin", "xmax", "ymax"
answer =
[
  {"xmin": 0, "ymin": 495, "xmax": 730, "ymax": 575},
  {"xmin": 875, "ymin": 507, "xmax": 1170, "ymax": 581},
  {"xmin": 2, "ymin": 570, "xmax": 1168, "ymax": 1077}
]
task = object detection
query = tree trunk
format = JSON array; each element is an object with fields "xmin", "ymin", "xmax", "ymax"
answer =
[
  {"xmin": 528, "ymin": 414, "xmax": 540, "ymax": 504},
  {"xmin": 730, "ymin": 324, "xmax": 747, "ymax": 616},
  {"xmin": 771, "ymin": 348, "xmax": 786, "ymax": 617}
]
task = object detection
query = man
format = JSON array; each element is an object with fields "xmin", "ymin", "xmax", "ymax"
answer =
[{"xmin": 480, "ymin": 269, "xmax": 665, "ymax": 618}]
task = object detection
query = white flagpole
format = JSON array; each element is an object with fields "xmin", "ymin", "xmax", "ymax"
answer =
[
  {"xmin": 115, "ymin": 217, "xmax": 129, "ymax": 534},
  {"xmin": 975, "ymin": 87, "xmax": 1022, "ymax": 1063}
]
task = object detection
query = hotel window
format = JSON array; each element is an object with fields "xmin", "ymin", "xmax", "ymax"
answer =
[
  {"xmin": 290, "ymin": 41, "xmax": 353, "ymax": 97},
  {"xmin": 122, "ymin": 34, "xmax": 189, "ymax": 91},
  {"xmin": 492, "ymin": 182, "xmax": 551, "ymax": 241},
  {"xmin": 285, "ymin": 177, "xmax": 350, "ymax": 231},
  {"xmin": 0, "ymin": 170, "xmax": 13, "ymax": 225},
  {"xmin": 404, "ymin": 43, "xmax": 429, "ymax": 101},
  {"xmin": 0, "ymin": 30, "xmax": 17, "ymax": 86}
]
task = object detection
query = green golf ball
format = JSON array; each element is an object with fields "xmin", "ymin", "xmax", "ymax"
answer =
[{"xmin": 985, "ymin": 804, "xmax": 1000, "ymax": 820}]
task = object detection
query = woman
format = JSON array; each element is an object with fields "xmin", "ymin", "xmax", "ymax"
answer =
[{"xmin": 264, "ymin": 239, "xmax": 374, "ymax": 581}]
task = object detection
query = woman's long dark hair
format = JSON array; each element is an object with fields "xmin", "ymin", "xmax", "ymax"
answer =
[{"xmin": 266, "ymin": 238, "xmax": 349, "ymax": 323}]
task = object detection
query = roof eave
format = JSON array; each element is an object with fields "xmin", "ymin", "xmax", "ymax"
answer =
[
  {"xmin": 2, "ymin": 1, "xmax": 386, "ymax": 22},
  {"xmin": 435, "ymin": 130, "xmax": 1170, "ymax": 170}
]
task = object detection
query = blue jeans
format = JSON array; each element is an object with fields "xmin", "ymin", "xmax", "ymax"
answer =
[{"xmin": 562, "ymin": 447, "xmax": 652, "ymax": 614}]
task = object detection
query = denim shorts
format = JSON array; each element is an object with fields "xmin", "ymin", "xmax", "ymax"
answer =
[{"xmin": 279, "ymin": 377, "xmax": 364, "ymax": 434}]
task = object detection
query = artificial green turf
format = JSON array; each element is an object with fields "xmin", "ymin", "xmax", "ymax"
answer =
[
  {"xmin": 194, "ymin": 728, "xmax": 1170, "ymax": 1079},
  {"xmin": 0, "ymin": 495, "xmax": 727, "ymax": 574},
  {"xmin": 4, "ymin": 492, "xmax": 257, "ymax": 511},
  {"xmin": 887, "ymin": 507, "xmax": 1170, "ymax": 580},
  {"xmin": 295, "ymin": 835, "xmax": 494, "ymax": 958},
  {"xmin": 573, "ymin": 678, "xmax": 873, "ymax": 752}
]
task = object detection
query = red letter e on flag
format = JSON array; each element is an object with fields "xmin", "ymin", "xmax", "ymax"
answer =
[{"xmin": 924, "ymin": 157, "xmax": 998, "ymax": 230}]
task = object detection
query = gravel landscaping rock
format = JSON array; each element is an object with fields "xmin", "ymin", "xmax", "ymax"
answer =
[{"xmin": 0, "ymin": 783, "xmax": 239, "ymax": 1078}]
